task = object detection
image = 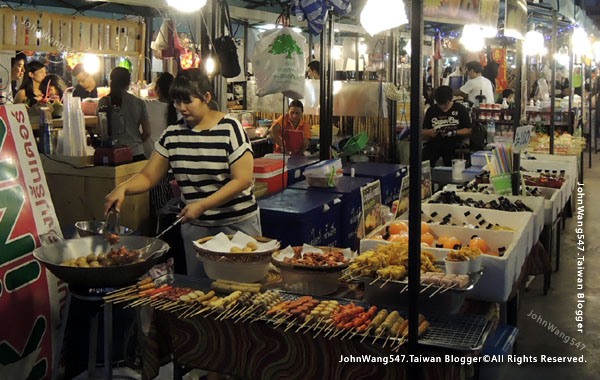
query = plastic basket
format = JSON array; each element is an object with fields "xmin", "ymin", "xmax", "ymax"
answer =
[{"xmin": 342, "ymin": 132, "xmax": 369, "ymax": 155}]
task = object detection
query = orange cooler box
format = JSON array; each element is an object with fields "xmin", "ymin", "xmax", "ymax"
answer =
[{"xmin": 254, "ymin": 158, "xmax": 288, "ymax": 194}]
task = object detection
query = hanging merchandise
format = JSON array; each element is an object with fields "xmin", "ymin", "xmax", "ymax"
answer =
[
  {"xmin": 292, "ymin": 0, "xmax": 352, "ymax": 35},
  {"xmin": 213, "ymin": 0, "xmax": 242, "ymax": 78},
  {"xmin": 252, "ymin": 27, "xmax": 307, "ymax": 99},
  {"xmin": 432, "ymin": 32, "xmax": 442, "ymax": 60},
  {"xmin": 151, "ymin": 19, "xmax": 186, "ymax": 58}
]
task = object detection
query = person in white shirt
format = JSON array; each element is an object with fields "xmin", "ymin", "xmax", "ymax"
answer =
[{"xmin": 457, "ymin": 61, "xmax": 495, "ymax": 105}]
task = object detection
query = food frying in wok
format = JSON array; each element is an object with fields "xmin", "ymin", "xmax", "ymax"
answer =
[{"xmin": 61, "ymin": 247, "xmax": 143, "ymax": 267}]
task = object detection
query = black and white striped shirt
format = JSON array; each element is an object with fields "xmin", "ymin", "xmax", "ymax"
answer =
[{"xmin": 155, "ymin": 116, "xmax": 257, "ymax": 226}]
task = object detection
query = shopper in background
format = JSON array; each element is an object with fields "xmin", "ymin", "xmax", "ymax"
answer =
[
  {"xmin": 457, "ymin": 61, "xmax": 495, "ymax": 105},
  {"xmin": 269, "ymin": 99, "xmax": 311, "ymax": 155},
  {"xmin": 104, "ymin": 68, "xmax": 259, "ymax": 277},
  {"xmin": 307, "ymin": 61, "xmax": 320, "ymax": 79},
  {"xmin": 40, "ymin": 74, "xmax": 67, "ymax": 101},
  {"xmin": 98, "ymin": 67, "xmax": 150, "ymax": 161},
  {"xmin": 501, "ymin": 89, "xmax": 514, "ymax": 104},
  {"xmin": 423, "ymin": 86, "xmax": 472, "ymax": 167},
  {"xmin": 14, "ymin": 61, "xmax": 47, "ymax": 105},
  {"xmin": 72, "ymin": 63, "xmax": 98, "ymax": 99},
  {"xmin": 9, "ymin": 53, "xmax": 26, "ymax": 102}
]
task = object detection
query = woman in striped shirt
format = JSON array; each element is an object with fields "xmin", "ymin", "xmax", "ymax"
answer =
[{"xmin": 105, "ymin": 68, "xmax": 259, "ymax": 277}]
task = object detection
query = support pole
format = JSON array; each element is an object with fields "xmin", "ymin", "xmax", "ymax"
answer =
[
  {"xmin": 550, "ymin": 11, "xmax": 557, "ymax": 154},
  {"xmin": 388, "ymin": 30, "xmax": 398, "ymax": 161},
  {"xmin": 512, "ymin": 40, "xmax": 524, "ymax": 196},
  {"xmin": 319, "ymin": 11, "xmax": 332, "ymax": 160},
  {"xmin": 408, "ymin": 0, "xmax": 423, "ymax": 377},
  {"xmin": 568, "ymin": 34, "xmax": 574, "ymax": 136}
]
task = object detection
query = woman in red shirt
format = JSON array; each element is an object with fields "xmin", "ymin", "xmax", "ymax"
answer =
[{"xmin": 269, "ymin": 100, "xmax": 311, "ymax": 155}]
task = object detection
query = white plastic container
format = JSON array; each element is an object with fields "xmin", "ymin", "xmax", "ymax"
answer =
[
  {"xmin": 445, "ymin": 257, "xmax": 469, "ymax": 275},
  {"xmin": 199, "ymin": 257, "xmax": 270, "ymax": 283},
  {"xmin": 469, "ymin": 255, "xmax": 482, "ymax": 273},
  {"xmin": 305, "ymin": 172, "xmax": 343, "ymax": 188}
]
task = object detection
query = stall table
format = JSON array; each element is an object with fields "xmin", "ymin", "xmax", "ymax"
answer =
[
  {"xmin": 41, "ymin": 156, "xmax": 150, "ymax": 233},
  {"xmin": 138, "ymin": 278, "xmax": 497, "ymax": 380}
]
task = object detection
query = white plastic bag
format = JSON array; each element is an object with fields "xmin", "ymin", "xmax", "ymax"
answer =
[
  {"xmin": 304, "ymin": 158, "xmax": 342, "ymax": 177},
  {"xmin": 252, "ymin": 27, "xmax": 307, "ymax": 99}
]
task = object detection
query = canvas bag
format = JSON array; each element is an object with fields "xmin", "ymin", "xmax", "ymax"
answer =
[{"xmin": 252, "ymin": 27, "xmax": 307, "ymax": 99}]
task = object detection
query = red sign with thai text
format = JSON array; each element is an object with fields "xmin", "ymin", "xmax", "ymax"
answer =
[
  {"xmin": 493, "ymin": 48, "xmax": 508, "ymax": 93},
  {"xmin": 0, "ymin": 105, "xmax": 63, "ymax": 379}
]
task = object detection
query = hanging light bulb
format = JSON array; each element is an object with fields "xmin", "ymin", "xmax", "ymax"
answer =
[
  {"xmin": 167, "ymin": 0, "xmax": 207, "ymax": 13},
  {"xmin": 460, "ymin": 25, "xmax": 484, "ymax": 52},
  {"xmin": 205, "ymin": 56, "xmax": 216, "ymax": 75},
  {"xmin": 82, "ymin": 54, "xmax": 100, "ymax": 74},
  {"xmin": 360, "ymin": 0, "xmax": 408, "ymax": 36},
  {"xmin": 572, "ymin": 27, "xmax": 591, "ymax": 57},
  {"xmin": 524, "ymin": 30, "xmax": 547, "ymax": 56}
]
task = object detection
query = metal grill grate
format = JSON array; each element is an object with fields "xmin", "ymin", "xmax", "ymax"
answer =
[{"xmin": 418, "ymin": 314, "xmax": 491, "ymax": 351}]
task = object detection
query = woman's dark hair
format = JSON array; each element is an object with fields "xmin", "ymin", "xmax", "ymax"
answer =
[
  {"xmin": 289, "ymin": 99, "xmax": 304, "ymax": 112},
  {"xmin": 155, "ymin": 72, "xmax": 177, "ymax": 124},
  {"xmin": 434, "ymin": 85, "xmax": 454, "ymax": 105},
  {"xmin": 169, "ymin": 68, "xmax": 213, "ymax": 104},
  {"xmin": 442, "ymin": 66, "xmax": 453, "ymax": 78},
  {"xmin": 502, "ymin": 89, "xmax": 514, "ymax": 99},
  {"xmin": 11, "ymin": 52, "xmax": 26, "ymax": 68},
  {"xmin": 308, "ymin": 61, "xmax": 320, "ymax": 74},
  {"xmin": 108, "ymin": 67, "xmax": 131, "ymax": 107},
  {"xmin": 40, "ymin": 74, "xmax": 66, "ymax": 99},
  {"xmin": 19, "ymin": 61, "xmax": 45, "ymax": 103}
]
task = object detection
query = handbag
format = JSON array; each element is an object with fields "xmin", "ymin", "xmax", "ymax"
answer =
[{"xmin": 213, "ymin": 0, "xmax": 241, "ymax": 78}]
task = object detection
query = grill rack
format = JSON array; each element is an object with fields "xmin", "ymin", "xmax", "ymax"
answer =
[{"xmin": 156, "ymin": 275, "xmax": 492, "ymax": 352}]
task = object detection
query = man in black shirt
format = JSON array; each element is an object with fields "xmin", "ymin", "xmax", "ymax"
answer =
[
  {"xmin": 72, "ymin": 63, "xmax": 98, "ymax": 99},
  {"xmin": 423, "ymin": 85, "xmax": 472, "ymax": 166}
]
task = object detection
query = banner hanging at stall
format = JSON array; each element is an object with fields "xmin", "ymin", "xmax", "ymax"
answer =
[
  {"xmin": 424, "ymin": 0, "xmax": 500, "ymax": 26},
  {"xmin": 0, "ymin": 105, "xmax": 63, "ymax": 380},
  {"xmin": 493, "ymin": 48, "xmax": 508, "ymax": 93}
]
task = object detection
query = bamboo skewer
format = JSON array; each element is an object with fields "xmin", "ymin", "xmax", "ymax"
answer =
[
  {"xmin": 382, "ymin": 335, "xmax": 391, "ymax": 348},
  {"xmin": 380, "ymin": 278, "xmax": 392, "ymax": 289},
  {"xmin": 420, "ymin": 283, "xmax": 434, "ymax": 294},
  {"xmin": 105, "ymin": 284, "xmax": 137, "ymax": 295},
  {"xmin": 429, "ymin": 285, "xmax": 445, "ymax": 298},
  {"xmin": 369, "ymin": 277, "xmax": 380, "ymax": 286},
  {"xmin": 372, "ymin": 330, "xmax": 385, "ymax": 345},
  {"xmin": 400, "ymin": 285, "xmax": 409, "ymax": 293},
  {"xmin": 360, "ymin": 328, "xmax": 372, "ymax": 343},
  {"xmin": 439, "ymin": 283, "xmax": 457, "ymax": 294},
  {"xmin": 295, "ymin": 317, "xmax": 312, "ymax": 333}
]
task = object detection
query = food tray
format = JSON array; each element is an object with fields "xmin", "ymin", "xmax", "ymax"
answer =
[
  {"xmin": 144, "ymin": 275, "xmax": 491, "ymax": 352},
  {"xmin": 271, "ymin": 246, "xmax": 353, "ymax": 272},
  {"xmin": 349, "ymin": 266, "xmax": 484, "ymax": 293},
  {"xmin": 194, "ymin": 235, "xmax": 279, "ymax": 263}
]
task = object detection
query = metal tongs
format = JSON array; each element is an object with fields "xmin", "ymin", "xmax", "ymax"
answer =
[
  {"xmin": 138, "ymin": 216, "xmax": 184, "ymax": 259},
  {"xmin": 103, "ymin": 205, "xmax": 120, "ymax": 243}
]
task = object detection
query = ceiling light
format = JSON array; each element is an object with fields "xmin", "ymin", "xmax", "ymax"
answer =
[
  {"xmin": 524, "ymin": 30, "xmax": 546, "ymax": 56},
  {"xmin": 82, "ymin": 54, "xmax": 100, "ymax": 74},
  {"xmin": 360, "ymin": 0, "xmax": 408, "ymax": 36},
  {"xmin": 167, "ymin": 0, "xmax": 207, "ymax": 13},
  {"xmin": 460, "ymin": 25, "xmax": 484, "ymax": 52},
  {"xmin": 572, "ymin": 27, "xmax": 591, "ymax": 56}
]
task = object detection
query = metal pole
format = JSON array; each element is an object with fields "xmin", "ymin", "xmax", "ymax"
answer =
[
  {"xmin": 327, "ymin": 13, "xmax": 334, "ymax": 155},
  {"xmin": 568, "ymin": 34, "xmax": 574, "ymax": 135},
  {"xmin": 408, "ymin": 0, "xmax": 423, "ymax": 376},
  {"xmin": 144, "ymin": 17, "xmax": 152, "ymax": 84},
  {"xmin": 319, "ymin": 12, "xmax": 331, "ymax": 161},
  {"xmin": 388, "ymin": 30, "xmax": 398, "ymax": 162},
  {"xmin": 550, "ymin": 11, "xmax": 557, "ymax": 155},
  {"xmin": 355, "ymin": 37, "xmax": 360, "ymax": 77},
  {"xmin": 512, "ymin": 39, "xmax": 524, "ymax": 196}
]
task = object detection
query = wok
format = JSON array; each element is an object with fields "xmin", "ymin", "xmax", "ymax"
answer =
[
  {"xmin": 75, "ymin": 220, "xmax": 134, "ymax": 237},
  {"xmin": 33, "ymin": 235, "xmax": 169, "ymax": 288}
]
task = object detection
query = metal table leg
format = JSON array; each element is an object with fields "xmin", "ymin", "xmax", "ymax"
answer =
[
  {"xmin": 104, "ymin": 302, "xmax": 113, "ymax": 380},
  {"xmin": 88, "ymin": 310, "xmax": 99, "ymax": 377},
  {"xmin": 51, "ymin": 291, "xmax": 71, "ymax": 380}
]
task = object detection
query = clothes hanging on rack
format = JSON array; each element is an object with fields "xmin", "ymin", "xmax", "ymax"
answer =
[{"xmin": 292, "ymin": 0, "xmax": 352, "ymax": 35}]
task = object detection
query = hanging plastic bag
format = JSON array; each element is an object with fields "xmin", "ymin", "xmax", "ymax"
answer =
[{"xmin": 252, "ymin": 27, "xmax": 307, "ymax": 99}]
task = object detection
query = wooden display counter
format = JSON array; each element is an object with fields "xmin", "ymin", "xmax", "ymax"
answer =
[{"xmin": 41, "ymin": 156, "xmax": 150, "ymax": 234}]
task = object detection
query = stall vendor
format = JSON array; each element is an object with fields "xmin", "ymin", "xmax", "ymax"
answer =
[
  {"xmin": 14, "ymin": 61, "xmax": 46, "ymax": 105},
  {"xmin": 104, "ymin": 68, "xmax": 259, "ymax": 277},
  {"xmin": 269, "ymin": 100, "xmax": 311, "ymax": 155},
  {"xmin": 72, "ymin": 63, "xmax": 98, "ymax": 99},
  {"xmin": 423, "ymin": 86, "xmax": 472, "ymax": 167},
  {"xmin": 456, "ymin": 61, "xmax": 495, "ymax": 106},
  {"xmin": 308, "ymin": 61, "xmax": 320, "ymax": 80}
]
